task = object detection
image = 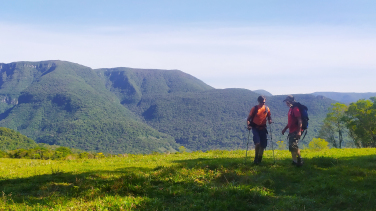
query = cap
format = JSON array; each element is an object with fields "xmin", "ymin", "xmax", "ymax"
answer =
[{"xmin": 283, "ymin": 95, "xmax": 295, "ymax": 102}]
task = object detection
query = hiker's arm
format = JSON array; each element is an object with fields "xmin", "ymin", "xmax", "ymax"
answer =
[
  {"xmin": 267, "ymin": 110, "xmax": 272, "ymax": 124},
  {"xmin": 246, "ymin": 114, "xmax": 251, "ymax": 124},
  {"xmin": 246, "ymin": 108, "xmax": 254, "ymax": 130},
  {"xmin": 293, "ymin": 107, "xmax": 302, "ymax": 138},
  {"xmin": 282, "ymin": 125, "xmax": 288, "ymax": 135},
  {"xmin": 246, "ymin": 114, "xmax": 251, "ymax": 126},
  {"xmin": 246, "ymin": 114, "xmax": 251, "ymax": 130},
  {"xmin": 246, "ymin": 119, "xmax": 252, "ymax": 130},
  {"xmin": 296, "ymin": 116, "xmax": 302, "ymax": 139}
]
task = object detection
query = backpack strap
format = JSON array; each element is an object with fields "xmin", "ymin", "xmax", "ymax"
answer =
[
  {"xmin": 247, "ymin": 105, "xmax": 258, "ymax": 126},
  {"xmin": 264, "ymin": 106, "xmax": 269, "ymax": 115},
  {"xmin": 250, "ymin": 105, "xmax": 258, "ymax": 121},
  {"xmin": 301, "ymin": 130, "xmax": 308, "ymax": 140}
]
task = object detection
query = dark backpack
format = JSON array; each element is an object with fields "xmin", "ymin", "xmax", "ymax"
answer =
[{"xmin": 292, "ymin": 102, "xmax": 309, "ymax": 139}]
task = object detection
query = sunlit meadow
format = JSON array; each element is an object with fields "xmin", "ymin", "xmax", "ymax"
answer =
[{"xmin": 1, "ymin": 148, "xmax": 375, "ymax": 210}]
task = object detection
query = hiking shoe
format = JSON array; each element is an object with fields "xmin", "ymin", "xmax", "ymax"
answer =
[
  {"xmin": 296, "ymin": 157, "xmax": 304, "ymax": 167},
  {"xmin": 292, "ymin": 161, "xmax": 297, "ymax": 166},
  {"xmin": 254, "ymin": 158, "xmax": 259, "ymax": 165}
]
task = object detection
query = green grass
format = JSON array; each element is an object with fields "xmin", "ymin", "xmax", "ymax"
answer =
[{"xmin": 1, "ymin": 148, "xmax": 375, "ymax": 210}]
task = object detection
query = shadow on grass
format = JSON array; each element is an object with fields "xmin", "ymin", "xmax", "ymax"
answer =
[{"xmin": 1, "ymin": 154, "xmax": 376, "ymax": 210}]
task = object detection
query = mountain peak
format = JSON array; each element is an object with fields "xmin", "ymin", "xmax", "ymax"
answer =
[{"xmin": 252, "ymin": 89, "xmax": 273, "ymax": 96}]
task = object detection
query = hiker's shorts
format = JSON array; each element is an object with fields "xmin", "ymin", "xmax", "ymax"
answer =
[
  {"xmin": 252, "ymin": 127, "xmax": 267, "ymax": 148},
  {"xmin": 288, "ymin": 132, "xmax": 300, "ymax": 152}
]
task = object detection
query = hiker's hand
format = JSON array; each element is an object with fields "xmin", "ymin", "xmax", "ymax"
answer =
[
  {"xmin": 282, "ymin": 128, "xmax": 286, "ymax": 135},
  {"xmin": 296, "ymin": 132, "xmax": 301, "ymax": 139},
  {"xmin": 247, "ymin": 125, "xmax": 252, "ymax": 130},
  {"xmin": 268, "ymin": 119, "xmax": 272, "ymax": 124}
]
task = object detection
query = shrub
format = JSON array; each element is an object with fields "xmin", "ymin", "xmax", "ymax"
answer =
[
  {"xmin": 96, "ymin": 152, "xmax": 105, "ymax": 158},
  {"xmin": 179, "ymin": 146, "xmax": 186, "ymax": 153},
  {"xmin": 55, "ymin": 147, "xmax": 72, "ymax": 158},
  {"xmin": 79, "ymin": 152, "xmax": 89, "ymax": 159},
  {"xmin": 276, "ymin": 141, "xmax": 286, "ymax": 150},
  {"xmin": 309, "ymin": 138, "xmax": 329, "ymax": 150},
  {"xmin": 0, "ymin": 150, "xmax": 7, "ymax": 158}
]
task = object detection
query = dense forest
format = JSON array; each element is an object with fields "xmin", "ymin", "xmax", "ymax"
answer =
[
  {"xmin": 0, "ymin": 127, "xmax": 37, "ymax": 151},
  {"xmin": 98, "ymin": 67, "xmax": 339, "ymax": 150},
  {"xmin": 0, "ymin": 60, "xmax": 366, "ymax": 153},
  {"xmin": 0, "ymin": 61, "xmax": 178, "ymax": 154}
]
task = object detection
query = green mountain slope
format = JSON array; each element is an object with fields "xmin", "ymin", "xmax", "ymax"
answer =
[
  {"xmin": 94, "ymin": 67, "xmax": 339, "ymax": 151},
  {"xmin": 0, "ymin": 127, "xmax": 37, "ymax": 151},
  {"xmin": 0, "ymin": 61, "xmax": 179, "ymax": 154},
  {"xmin": 109, "ymin": 84, "xmax": 336, "ymax": 151},
  {"xmin": 95, "ymin": 67, "xmax": 213, "ymax": 106},
  {"xmin": 253, "ymin": 89, "xmax": 273, "ymax": 96},
  {"xmin": 0, "ymin": 60, "xmax": 342, "ymax": 153}
]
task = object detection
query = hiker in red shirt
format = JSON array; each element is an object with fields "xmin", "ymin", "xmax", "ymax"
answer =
[
  {"xmin": 247, "ymin": 96, "xmax": 272, "ymax": 164},
  {"xmin": 282, "ymin": 95, "xmax": 304, "ymax": 166}
]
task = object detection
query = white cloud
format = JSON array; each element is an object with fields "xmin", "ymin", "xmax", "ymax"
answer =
[{"xmin": 1, "ymin": 23, "xmax": 375, "ymax": 95}]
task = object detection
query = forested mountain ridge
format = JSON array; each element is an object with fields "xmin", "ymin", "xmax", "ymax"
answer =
[
  {"xmin": 96, "ymin": 66, "xmax": 337, "ymax": 150},
  {"xmin": 0, "ymin": 60, "xmax": 338, "ymax": 153},
  {"xmin": 0, "ymin": 127, "xmax": 37, "ymax": 151},
  {"xmin": 95, "ymin": 67, "xmax": 213, "ymax": 107},
  {"xmin": 0, "ymin": 61, "xmax": 179, "ymax": 154},
  {"xmin": 125, "ymin": 89, "xmax": 336, "ymax": 150},
  {"xmin": 312, "ymin": 92, "xmax": 376, "ymax": 104},
  {"xmin": 252, "ymin": 89, "xmax": 273, "ymax": 96}
]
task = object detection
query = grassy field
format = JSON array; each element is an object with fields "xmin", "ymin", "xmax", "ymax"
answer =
[{"xmin": 0, "ymin": 148, "xmax": 375, "ymax": 210}]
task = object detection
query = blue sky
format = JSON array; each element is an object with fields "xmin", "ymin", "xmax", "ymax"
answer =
[{"xmin": 1, "ymin": 0, "xmax": 376, "ymax": 95}]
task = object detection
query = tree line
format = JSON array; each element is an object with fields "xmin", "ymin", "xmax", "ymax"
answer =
[
  {"xmin": 0, "ymin": 146, "xmax": 130, "ymax": 159},
  {"xmin": 318, "ymin": 97, "xmax": 376, "ymax": 148}
]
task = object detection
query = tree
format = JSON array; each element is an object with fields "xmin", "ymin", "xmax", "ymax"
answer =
[
  {"xmin": 345, "ymin": 97, "xmax": 376, "ymax": 147},
  {"xmin": 318, "ymin": 122, "xmax": 336, "ymax": 147},
  {"xmin": 319, "ymin": 103, "xmax": 348, "ymax": 148}
]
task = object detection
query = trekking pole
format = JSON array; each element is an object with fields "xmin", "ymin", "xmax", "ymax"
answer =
[
  {"xmin": 270, "ymin": 123, "xmax": 276, "ymax": 164},
  {"xmin": 245, "ymin": 129, "xmax": 250, "ymax": 163}
]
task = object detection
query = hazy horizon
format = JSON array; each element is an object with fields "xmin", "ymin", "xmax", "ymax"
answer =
[{"xmin": 1, "ymin": 0, "xmax": 376, "ymax": 95}]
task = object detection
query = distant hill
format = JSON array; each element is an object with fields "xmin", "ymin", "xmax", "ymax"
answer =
[
  {"xmin": 95, "ymin": 67, "xmax": 213, "ymax": 106},
  {"xmin": 0, "ymin": 61, "xmax": 179, "ymax": 154},
  {"xmin": 312, "ymin": 92, "xmax": 376, "ymax": 104},
  {"xmin": 252, "ymin": 89, "xmax": 273, "ymax": 96},
  {"xmin": 100, "ymin": 67, "xmax": 337, "ymax": 150},
  {"xmin": 0, "ymin": 60, "xmax": 341, "ymax": 153},
  {"xmin": 0, "ymin": 127, "xmax": 37, "ymax": 151}
]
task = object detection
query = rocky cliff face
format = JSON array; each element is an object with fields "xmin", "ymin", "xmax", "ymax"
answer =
[{"xmin": 0, "ymin": 95, "xmax": 18, "ymax": 105}]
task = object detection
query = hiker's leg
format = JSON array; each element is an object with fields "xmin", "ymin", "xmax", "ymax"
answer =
[
  {"xmin": 258, "ymin": 146, "xmax": 264, "ymax": 156},
  {"xmin": 291, "ymin": 150, "xmax": 298, "ymax": 163},
  {"xmin": 258, "ymin": 147, "xmax": 264, "ymax": 163},
  {"xmin": 252, "ymin": 128, "xmax": 261, "ymax": 163},
  {"xmin": 258, "ymin": 128, "xmax": 267, "ymax": 163},
  {"xmin": 296, "ymin": 148, "xmax": 301, "ymax": 158},
  {"xmin": 255, "ymin": 143, "xmax": 260, "ymax": 156},
  {"xmin": 289, "ymin": 132, "xmax": 299, "ymax": 163},
  {"xmin": 296, "ymin": 148, "xmax": 303, "ymax": 166}
]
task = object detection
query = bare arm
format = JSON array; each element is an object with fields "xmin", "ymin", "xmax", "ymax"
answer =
[
  {"xmin": 246, "ymin": 108, "xmax": 254, "ymax": 130},
  {"xmin": 282, "ymin": 124, "xmax": 288, "ymax": 135},
  {"xmin": 267, "ymin": 109, "xmax": 272, "ymax": 124},
  {"xmin": 247, "ymin": 114, "xmax": 252, "ymax": 124},
  {"xmin": 296, "ymin": 116, "xmax": 302, "ymax": 138},
  {"xmin": 247, "ymin": 118, "xmax": 252, "ymax": 130}
]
